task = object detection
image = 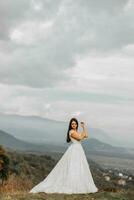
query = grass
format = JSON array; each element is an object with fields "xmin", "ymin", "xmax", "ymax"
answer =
[
  {"xmin": 0, "ymin": 188, "xmax": 133, "ymax": 200},
  {"xmin": 0, "ymin": 169, "xmax": 133, "ymax": 200},
  {"xmin": 0, "ymin": 175, "xmax": 133, "ymax": 200}
]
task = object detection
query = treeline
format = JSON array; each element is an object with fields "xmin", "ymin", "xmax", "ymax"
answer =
[{"xmin": 0, "ymin": 145, "xmax": 57, "ymax": 186}]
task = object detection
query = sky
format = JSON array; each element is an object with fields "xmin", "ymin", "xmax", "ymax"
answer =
[{"xmin": 0, "ymin": 0, "xmax": 134, "ymax": 147}]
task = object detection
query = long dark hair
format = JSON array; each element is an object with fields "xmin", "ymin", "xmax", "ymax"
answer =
[{"xmin": 66, "ymin": 118, "xmax": 79, "ymax": 143}]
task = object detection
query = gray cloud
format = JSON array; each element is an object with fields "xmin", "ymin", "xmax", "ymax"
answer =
[
  {"xmin": 0, "ymin": 0, "xmax": 134, "ymax": 88},
  {"xmin": 0, "ymin": 0, "xmax": 62, "ymax": 39}
]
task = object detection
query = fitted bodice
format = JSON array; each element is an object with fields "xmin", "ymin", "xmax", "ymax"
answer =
[{"xmin": 69, "ymin": 130, "xmax": 81, "ymax": 144}]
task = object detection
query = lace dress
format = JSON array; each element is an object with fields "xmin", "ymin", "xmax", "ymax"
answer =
[{"xmin": 29, "ymin": 131, "xmax": 98, "ymax": 194}]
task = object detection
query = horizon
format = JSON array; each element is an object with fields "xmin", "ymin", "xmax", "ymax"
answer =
[{"xmin": 0, "ymin": 112, "xmax": 133, "ymax": 149}]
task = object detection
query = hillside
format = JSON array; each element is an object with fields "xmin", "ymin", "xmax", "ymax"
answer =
[
  {"xmin": 1, "ymin": 129, "xmax": 134, "ymax": 164},
  {"xmin": 0, "ymin": 112, "xmax": 117, "ymax": 146},
  {"xmin": 1, "ymin": 129, "xmax": 134, "ymax": 161},
  {"xmin": 82, "ymin": 138, "xmax": 134, "ymax": 160},
  {"xmin": 0, "ymin": 129, "xmax": 65, "ymax": 153},
  {"xmin": 0, "ymin": 148, "xmax": 134, "ymax": 200}
]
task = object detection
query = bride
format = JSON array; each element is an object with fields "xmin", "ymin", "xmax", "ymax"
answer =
[{"xmin": 29, "ymin": 118, "xmax": 98, "ymax": 194}]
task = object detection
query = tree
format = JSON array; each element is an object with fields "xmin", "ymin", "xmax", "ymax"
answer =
[{"xmin": 0, "ymin": 145, "xmax": 10, "ymax": 185}]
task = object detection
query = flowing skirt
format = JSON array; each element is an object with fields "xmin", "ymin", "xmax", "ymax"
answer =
[{"xmin": 29, "ymin": 143, "xmax": 98, "ymax": 194}]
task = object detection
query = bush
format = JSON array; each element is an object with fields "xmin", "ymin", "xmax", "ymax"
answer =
[{"xmin": 0, "ymin": 145, "xmax": 10, "ymax": 184}]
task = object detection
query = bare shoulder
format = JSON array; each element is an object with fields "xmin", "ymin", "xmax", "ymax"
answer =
[
  {"xmin": 69, "ymin": 130, "xmax": 82, "ymax": 141},
  {"xmin": 70, "ymin": 129, "xmax": 75, "ymax": 133},
  {"xmin": 70, "ymin": 130, "xmax": 79, "ymax": 135},
  {"xmin": 69, "ymin": 129, "xmax": 75, "ymax": 134}
]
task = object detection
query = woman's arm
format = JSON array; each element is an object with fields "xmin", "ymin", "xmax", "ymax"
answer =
[
  {"xmin": 70, "ymin": 130, "xmax": 86, "ymax": 141},
  {"xmin": 81, "ymin": 122, "xmax": 88, "ymax": 139}
]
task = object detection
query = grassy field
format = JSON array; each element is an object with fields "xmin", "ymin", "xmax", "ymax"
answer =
[{"xmin": 0, "ymin": 189, "xmax": 134, "ymax": 200}]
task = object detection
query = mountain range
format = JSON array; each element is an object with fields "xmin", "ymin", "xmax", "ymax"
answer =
[
  {"xmin": 0, "ymin": 129, "xmax": 134, "ymax": 160},
  {"xmin": 0, "ymin": 112, "xmax": 120, "ymax": 147}
]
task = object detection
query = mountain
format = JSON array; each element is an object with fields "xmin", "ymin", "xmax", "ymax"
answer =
[
  {"xmin": 81, "ymin": 138, "xmax": 134, "ymax": 159},
  {"xmin": 82, "ymin": 137, "xmax": 124, "ymax": 152},
  {"xmin": 0, "ymin": 129, "xmax": 66, "ymax": 153},
  {"xmin": 0, "ymin": 129, "xmax": 134, "ymax": 160},
  {"xmin": 0, "ymin": 112, "xmax": 117, "ymax": 146}
]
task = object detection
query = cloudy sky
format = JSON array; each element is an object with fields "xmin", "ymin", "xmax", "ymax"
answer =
[{"xmin": 0, "ymin": 0, "xmax": 134, "ymax": 147}]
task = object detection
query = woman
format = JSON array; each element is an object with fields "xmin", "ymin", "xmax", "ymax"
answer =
[{"xmin": 29, "ymin": 118, "xmax": 98, "ymax": 194}]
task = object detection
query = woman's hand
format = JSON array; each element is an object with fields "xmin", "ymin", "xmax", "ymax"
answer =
[{"xmin": 80, "ymin": 121, "xmax": 85, "ymax": 128}]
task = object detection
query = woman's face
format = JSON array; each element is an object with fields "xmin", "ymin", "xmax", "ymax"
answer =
[{"xmin": 71, "ymin": 120, "xmax": 77, "ymax": 130}]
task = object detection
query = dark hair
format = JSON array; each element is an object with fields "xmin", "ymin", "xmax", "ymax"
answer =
[{"xmin": 66, "ymin": 118, "xmax": 79, "ymax": 143}]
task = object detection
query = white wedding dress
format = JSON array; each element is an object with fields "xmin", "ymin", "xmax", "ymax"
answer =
[{"xmin": 29, "ymin": 131, "xmax": 98, "ymax": 194}]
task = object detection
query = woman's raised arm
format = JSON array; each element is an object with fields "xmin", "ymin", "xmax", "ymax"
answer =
[{"xmin": 80, "ymin": 122, "xmax": 88, "ymax": 139}]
